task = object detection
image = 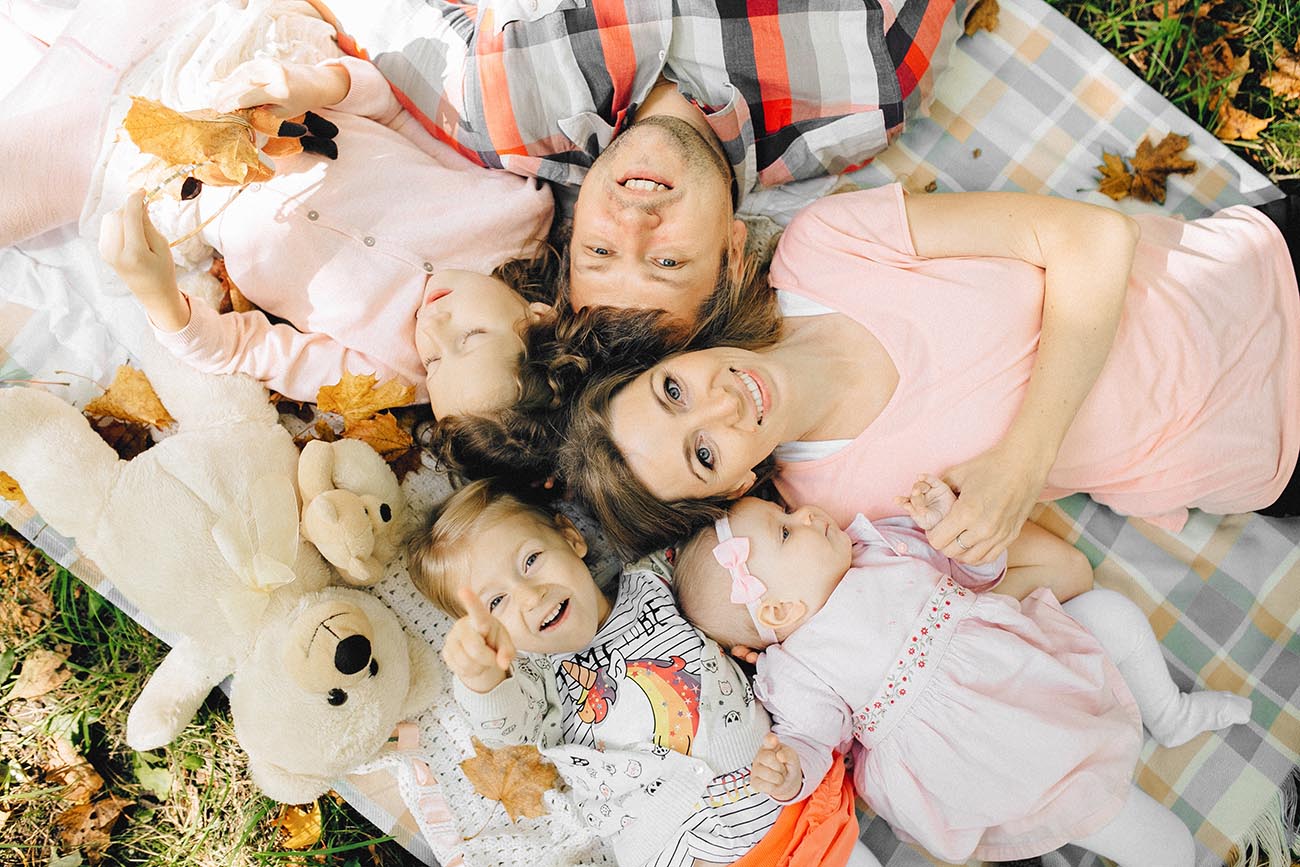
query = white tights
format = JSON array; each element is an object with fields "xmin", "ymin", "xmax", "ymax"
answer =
[{"xmin": 1072, "ymin": 782, "xmax": 1196, "ymax": 867}]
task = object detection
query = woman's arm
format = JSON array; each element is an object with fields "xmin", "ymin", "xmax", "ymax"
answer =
[{"xmin": 901, "ymin": 191, "xmax": 1140, "ymax": 564}]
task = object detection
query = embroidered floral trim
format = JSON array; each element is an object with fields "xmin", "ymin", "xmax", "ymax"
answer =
[{"xmin": 851, "ymin": 576, "xmax": 973, "ymax": 740}]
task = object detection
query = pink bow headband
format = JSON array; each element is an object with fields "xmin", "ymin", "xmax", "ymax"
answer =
[{"xmin": 713, "ymin": 515, "xmax": 778, "ymax": 645}]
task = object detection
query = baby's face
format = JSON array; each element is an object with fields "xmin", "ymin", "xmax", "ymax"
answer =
[
  {"xmin": 459, "ymin": 510, "xmax": 610, "ymax": 655},
  {"xmin": 727, "ymin": 497, "xmax": 852, "ymax": 624},
  {"xmin": 415, "ymin": 270, "xmax": 551, "ymax": 417}
]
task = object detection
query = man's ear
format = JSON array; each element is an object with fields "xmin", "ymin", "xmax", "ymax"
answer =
[
  {"xmin": 554, "ymin": 513, "xmax": 589, "ymax": 558},
  {"xmin": 757, "ymin": 598, "xmax": 807, "ymax": 632},
  {"xmin": 727, "ymin": 218, "xmax": 748, "ymax": 282}
]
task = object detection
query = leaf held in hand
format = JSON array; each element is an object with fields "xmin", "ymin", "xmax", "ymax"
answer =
[
  {"xmin": 0, "ymin": 471, "xmax": 26, "ymax": 506},
  {"xmin": 964, "ymin": 0, "xmax": 999, "ymax": 35},
  {"xmin": 83, "ymin": 365, "xmax": 176, "ymax": 429},
  {"xmin": 272, "ymin": 801, "xmax": 323, "ymax": 849},
  {"xmin": 123, "ymin": 96, "xmax": 273, "ymax": 187},
  {"xmin": 317, "ymin": 372, "xmax": 416, "ymax": 428},
  {"xmin": 460, "ymin": 737, "xmax": 560, "ymax": 823}
]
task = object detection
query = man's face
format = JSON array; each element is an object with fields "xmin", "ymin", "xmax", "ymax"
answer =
[{"xmin": 568, "ymin": 116, "xmax": 745, "ymax": 323}]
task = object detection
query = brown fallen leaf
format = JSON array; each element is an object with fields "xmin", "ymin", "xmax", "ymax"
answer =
[
  {"xmin": 1261, "ymin": 41, "xmax": 1300, "ymax": 101},
  {"xmin": 210, "ymin": 256, "xmax": 257, "ymax": 314},
  {"xmin": 272, "ymin": 801, "xmax": 323, "ymax": 849},
  {"xmin": 83, "ymin": 365, "xmax": 175, "ymax": 429},
  {"xmin": 0, "ymin": 471, "xmax": 26, "ymax": 506},
  {"xmin": 386, "ymin": 445, "xmax": 425, "ymax": 482},
  {"xmin": 317, "ymin": 372, "xmax": 416, "ymax": 428},
  {"xmin": 55, "ymin": 795, "xmax": 132, "ymax": 863},
  {"xmin": 1127, "ymin": 132, "xmax": 1197, "ymax": 204},
  {"xmin": 1195, "ymin": 37, "xmax": 1250, "ymax": 107},
  {"xmin": 87, "ymin": 416, "xmax": 153, "ymax": 461},
  {"xmin": 7, "ymin": 647, "xmax": 72, "ymax": 700},
  {"xmin": 964, "ymin": 0, "xmax": 998, "ymax": 35},
  {"xmin": 344, "ymin": 413, "xmax": 414, "ymax": 459},
  {"xmin": 46, "ymin": 737, "xmax": 105, "ymax": 804},
  {"xmin": 460, "ymin": 737, "xmax": 560, "ymax": 823},
  {"xmin": 123, "ymin": 96, "xmax": 273, "ymax": 187},
  {"xmin": 1215, "ymin": 103, "xmax": 1272, "ymax": 142},
  {"xmin": 1096, "ymin": 151, "xmax": 1133, "ymax": 201}
]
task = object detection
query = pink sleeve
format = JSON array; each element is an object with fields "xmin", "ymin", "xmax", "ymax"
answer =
[
  {"xmin": 873, "ymin": 518, "xmax": 1007, "ymax": 592},
  {"xmin": 153, "ymin": 301, "xmax": 421, "ymax": 403},
  {"xmin": 754, "ymin": 651, "xmax": 852, "ymax": 804},
  {"xmin": 324, "ymin": 56, "xmax": 454, "ymax": 164}
]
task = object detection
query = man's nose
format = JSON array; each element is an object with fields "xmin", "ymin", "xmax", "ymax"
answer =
[{"xmin": 613, "ymin": 203, "xmax": 661, "ymax": 231}]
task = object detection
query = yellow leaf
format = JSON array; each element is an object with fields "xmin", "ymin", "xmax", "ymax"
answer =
[
  {"xmin": 1096, "ymin": 151, "xmax": 1133, "ymax": 201},
  {"xmin": 343, "ymin": 413, "xmax": 414, "ymax": 459},
  {"xmin": 460, "ymin": 737, "xmax": 560, "ymax": 823},
  {"xmin": 964, "ymin": 0, "xmax": 998, "ymax": 35},
  {"xmin": 272, "ymin": 801, "xmax": 323, "ymax": 849},
  {"xmin": 317, "ymin": 372, "xmax": 416, "ymax": 427},
  {"xmin": 1215, "ymin": 103, "xmax": 1272, "ymax": 142},
  {"xmin": 83, "ymin": 365, "xmax": 175, "ymax": 429},
  {"xmin": 0, "ymin": 471, "xmax": 25, "ymax": 506},
  {"xmin": 122, "ymin": 96, "xmax": 273, "ymax": 187}
]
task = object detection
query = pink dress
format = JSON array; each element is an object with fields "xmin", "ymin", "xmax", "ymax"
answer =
[
  {"xmin": 754, "ymin": 516, "xmax": 1143, "ymax": 863},
  {"xmin": 770, "ymin": 184, "xmax": 1300, "ymax": 532}
]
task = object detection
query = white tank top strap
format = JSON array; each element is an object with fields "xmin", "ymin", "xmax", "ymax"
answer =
[
  {"xmin": 775, "ymin": 288, "xmax": 836, "ymax": 318},
  {"xmin": 773, "ymin": 438, "xmax": 853, "ymax": 462}
]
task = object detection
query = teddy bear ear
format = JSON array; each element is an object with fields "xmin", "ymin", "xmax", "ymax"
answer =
[
  {"xmin": 401, "ymin": 631, "xmax": 442, "ymax": 720},
  {"xmin": 248, "ymin": 755, "xmax": 333, "ymax": 805}
]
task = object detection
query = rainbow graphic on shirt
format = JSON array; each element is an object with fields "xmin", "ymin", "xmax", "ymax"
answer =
[{"xmin": 561, "ymin": 650, "xmax": 701, "ymax": 755}]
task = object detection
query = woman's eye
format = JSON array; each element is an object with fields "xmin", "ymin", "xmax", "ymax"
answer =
[
  {"xmin": 695, "ymin": 443, "xmax": 714, "ymax": 470},
  {"xmin": 488, "ymin": 595, "xmax": 505, "ymax": 612},
  {"xmin": 664, "ymin": 377, "xmax": 683, "ymax": 402},
  {"xmin": 654, "ymin": 257, "xmax": 679, "ymax": 268},
  {"xmin": 591, "ymin": 247, "xmax": 610, "ymax": 256},
  {"xmin": 781, "ymin": 526, "xmax": 790, "ymax": 542}
]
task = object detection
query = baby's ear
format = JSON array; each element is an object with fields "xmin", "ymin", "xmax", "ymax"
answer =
[
  {"xmin": 554, "ymin": 514, "xmax": 589, "ymax": 558},
  {"xmin": 757, "ymin": 598, "xmax": 807, "ymax": 633}
]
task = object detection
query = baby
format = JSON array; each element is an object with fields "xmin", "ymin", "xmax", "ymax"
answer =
[
  {"xmin": 673, "ymin": 477, "xmax": 1252, "ymax": 867},
  {"xmin": 99, "ymin": 56, "xmax": 555, "ymax": 417},
  {"xmin": 407, "ymin": 478, "xmax": 797, "ymax": 867}
]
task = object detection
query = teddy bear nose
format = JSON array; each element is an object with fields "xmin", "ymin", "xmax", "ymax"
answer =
[
  {"xmin": 334, "ymin": 634, "xmax": 372, "ymax": 675},
  {"xmin": 380, "ymin": 503, "xmax": 392, "ymax": 522}
]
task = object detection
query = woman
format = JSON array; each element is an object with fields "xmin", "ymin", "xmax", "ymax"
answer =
[{"xmin": 555, "ymin": 184, "xmax": 1300, "ymax": 570}]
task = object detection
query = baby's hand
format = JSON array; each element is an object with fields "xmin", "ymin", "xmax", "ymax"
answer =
[
  {"xmin": 442, "ymin": 587, "xmax": 516, "ymax": 694},
  {"xmin": 729, "ymin": 644, "xmax": 761, "ymax": 665},
  {"xmin": 750, "ymin": 733, "xmax": 802, "ymax": 801},
  {"xmin": 896, "ymin": 473, "xmax": 957, "ymax": 532},
  {"xmin": 213, "ymin": 57, "xmax": 350, "ymax": 119},
  {"xmin": 98, "ymin": 191, "xmax": 189, "ymax": 331}
]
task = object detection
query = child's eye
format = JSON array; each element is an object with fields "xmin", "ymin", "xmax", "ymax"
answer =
[
  {"xmin": 461, "ymin": 329, "xmax": 485, "ymax": 346},
  {"xmin": 524, "ymin": 551, "xmax": 540, "ymax": 571},
  {"xmin": 781, "ymin": 526, "xmax": 790, "ymax": 542},
  {"xmin": 488, "ymin": 595, "xmax": 505, "ymax": 612},
  {"xmin": 664, "ymin": 376, "xmax": 683, "ymax": 403}
]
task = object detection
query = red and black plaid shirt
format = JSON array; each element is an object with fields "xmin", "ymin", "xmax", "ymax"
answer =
[{"xmin": 323, "ymin": 0, "xmax": 966, "ymax": 202}]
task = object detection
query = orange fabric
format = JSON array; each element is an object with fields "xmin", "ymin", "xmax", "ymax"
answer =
[{"xmin": 730, "ymin": 754, "xmax": 858, "ymax": 867}]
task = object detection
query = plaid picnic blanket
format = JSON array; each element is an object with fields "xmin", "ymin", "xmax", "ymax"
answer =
[{"xmin": 1, "ymin": 0, "xmax": 1294, "ymax": 864}]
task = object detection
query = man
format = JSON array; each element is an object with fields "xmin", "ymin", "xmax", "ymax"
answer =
[{"xmin": 315, "ymin": 0, "xmax": 968, "ymax": 321}]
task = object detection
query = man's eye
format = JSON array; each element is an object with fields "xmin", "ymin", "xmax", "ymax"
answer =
[
  {"xmin": 488, "ymin": 595, "xmax": 504, "ymax": 611},
  {"xmin": 695, "ymin": 443, "xmax": 714, "ymax": 470},
  {"xmin": 664, "ymin": 377, "xmax": 683, "ymax": 402},
  {"xmin": 655, "ymin": 257, "xmax": 679, "ymax": 267},
  {"xmin": 591, "ymin": 247, "xmax": 610, "ymax": 256}
]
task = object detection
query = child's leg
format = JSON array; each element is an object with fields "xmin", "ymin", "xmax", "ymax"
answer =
[
  {"xmin": 996, "ymin": 520, "xmax": 1094, "ymax": 602},
  {"xmin": 1071, "ymin": 782, "xmax": 1194, "ymax": 867},
  {"xmin": 1062, "ymin": 588, "xmax": 1251, "ymax": 747}
]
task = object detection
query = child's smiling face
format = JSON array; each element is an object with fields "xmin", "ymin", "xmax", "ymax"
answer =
[
  {"xmin": 726, "ymin": 497, "xmax": 853, "ymax": 629},
  {"xmin": 415, "ymin": 270, "xmax": 551, "ymax": 418},
  {"xmin": 458, "ymin": 509, "xmax": 611, "ymax": 655}
]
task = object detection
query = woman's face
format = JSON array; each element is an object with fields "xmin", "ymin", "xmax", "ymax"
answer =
[
  {"xmin": 608, "ymin": 347, "xmax": 786, "ymax": 501},
  {"xmin": 415, "ymin": 270, "xmax": 550, "ymax": 417}
]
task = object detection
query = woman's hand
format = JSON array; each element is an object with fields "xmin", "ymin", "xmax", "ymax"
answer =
[
  {"xmin": 213, "ymin": 57, "xmax": 350, "ymax": 118},
  {"xmin": 441, "ymin": 587, "xmax": 516, "ymax": 695},
  {"xmin": 98, "ymin": 191, "xmax": 190, "ymax": 332},
  {"xmin": 926, "ymin": 439, "xmax": 1052, "ymax": 565}
]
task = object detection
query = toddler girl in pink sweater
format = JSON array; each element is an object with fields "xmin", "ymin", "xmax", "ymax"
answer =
[
  {"xmin": 98, "ymin": 56, "xmax": 555, "ymax": 417},
  {"xmin": 672, "ymin": 477, "xmax": 1251, "ymax": 866}
]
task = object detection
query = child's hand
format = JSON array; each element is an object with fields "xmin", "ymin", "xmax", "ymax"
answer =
[
  {"xmin": 896, "ymin": 473, "xmax": 957, "ymax": 532},
  {"xmin": 98, "ymin": 191, "xmax": 190, "ymax": 332},
  {"xmin": 213, "ymin": 58, "xmax": 350, "ymax": 118},
  {"xmin": 750, "ymin": 733, "xmax": 802, "ymax": 801},
  {"xmin": 442, "ymin": 587, "xmax": 516, "ymax": 694},
  {"xmin": 730, "ymin": 644, "xmax": 761, "ymax": 665}
]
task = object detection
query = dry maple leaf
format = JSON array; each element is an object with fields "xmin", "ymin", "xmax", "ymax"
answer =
[
  {"xmin": 387, "ymin": 445, "xmax": 425, "ymax": 482},
  {"xmin": 1215, "ymin": 103, "xmax": 1272, "ymax": 142},
  {"xmin": 55, "ymin": 795, "xmax": 132, "ymax": 863},
  {"xmin": 87, "ymin": 416, "xmax": 154, "ymax": 461},
  {"xmin": 123, "ymin": 96, "xmax": 274, "ymax": 187},
  {"xmin": 964, "ymin": 0, "xmax": 998, "ymax": 35},
  {"xmin": 46, "ymin": 737, "xmax": 105, "ymax": 805},
  {"xmin": 344, "ymin": 413, "xmax": 414, "ymax": 459},
  {"xmin": 460, "ymin": 737, "xmax": 560, "ymax": 823},
  {"xmin": 1195, "ymin": 38, "xmax": 1250, "ymax": 107},
  {"xmin": 83, "ymin": 365, "xmax": 175, "ymax": 429},
  {"xmin": 1096, "ymin": 151, "xmax": 1134, "ymax": 201},
  {"xmin": 272, "ymin": 801, "xmax": 323, "ymax": 849},
  {"xmin": 0, "ymin": 471, "xmax": 26, "ymax": 506},
  {"xmin": 7, "ymin": 647, "xmax": 72, "ymax": 700},
  {"xmin": 1261, "ymin": 42, "xmax": 1300, "ymax": 101},
  {"xmin": 317, "ymin": 372, "xmax": 416, "ymax": 427},
  {"xmin": 1122, "ymin": 132, "xmax": 1197, "ymax": 204}
]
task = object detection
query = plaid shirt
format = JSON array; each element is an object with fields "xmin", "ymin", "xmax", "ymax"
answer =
[{"xmin": 319, "ymin": 0, "xmax": 967, "ymax": 201}]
